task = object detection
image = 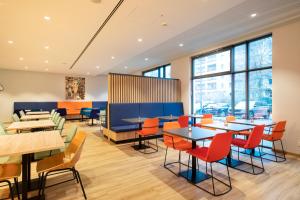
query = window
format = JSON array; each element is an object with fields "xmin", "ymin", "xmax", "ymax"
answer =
[
  {"xmin": 192, "ymin": 35, "xmax": 272, "ymax": 120},
  {"xmin": 143, "ymin": 64, "xmax": 171, "ymax": 78}
]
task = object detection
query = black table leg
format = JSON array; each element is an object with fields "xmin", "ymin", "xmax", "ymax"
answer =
[
  {"xmin": 22, "ymin": 154, "xmax": 30, "ymax": 200},
  {"xmin": 132, "ymin": 122, "xmax": 148, "ymax": 150},
  {"xmin": 191, "ymin": 141, "xmax": 196, "ymax": 182}
]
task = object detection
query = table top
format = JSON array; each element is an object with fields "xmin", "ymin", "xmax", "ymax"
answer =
[
  {"xmin": 26, "ymin": 111, "xmax": 50, "ymax": 115},
  {"xmin": 122, "ymin": 117, "xmax": 147, "ymax": 124},
  {"xmin": 188, "ymin": 114, "xmax": 203, "ymax": 118},
  {"xmin": 200, "ymin": 121, "xmax": 254, "ymax": 132},
  {"xmin": 164, "ymin": 127, "xmax": 224, "ymax": 141},
  {"xmin": 0, "ymin": 131, "xmax": 64, "ymax": 157},
  {"xmin": 21, "ymin": 114, "xmax": 52, "ymax": 121},
  {"xmin": 6, "ymin": 120, "xmax": 56, "ymax": 130},
  {"xmin": 158, "ymin": 116, "xmax": 179, "ymax": 121},
  {"xmin": 229, "ymin": 119, "xmax": 276, "ymax": 127}
]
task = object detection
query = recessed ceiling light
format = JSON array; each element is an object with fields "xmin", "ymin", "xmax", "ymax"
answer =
[
  {"xmin": 44, "ymin": 16, "xmax": 51, "ymax": 21},
  {"xmin": 87, "ymin": 72, "xmax": 90, "ymax": 75},
  {"xmin": 161, "ymin": 22, "xmax": 168, "ymax": 26},
  {"xmin": 96, "ymin": 65, "xmax": 100, "ymax": 69},
  {"xmin": 8, "ymin": 40, "xmax": 14, "ymax": 44},
  {"xmin": 24, "ymin": 66, "xmax": 28, "ymax": 70},
  {"xmin": 45, "ymin": 68, "xmax": 49, "ymax": 71},
  {"xmin": 124, "ymin": 66, "xmax": 128, "ymax": 69},
  {"xmin": 19, "ymin": 57, "xmax": 24, "ymax": 61},
  {"xmin": 44, "ymin": 46, "xmax": 49, "ymax": 49},
  {"xmin": 137, "ymin": 38, "xmax": 143, "ymax": 42},
  {"xmin": 145, "ymin": 58, "xmax": 149, "ymax": 61},
  {"xmin": 111, "ymin": 56, "xmax": 115, "ymax": 59},
  {"xmin": 179, "ymin": 43, "xmax": 184, "ymax": 47},
  {"xmin": 250, "ymin": 13, "xmax": 257, "ymax": 18},
  {"xmin": 44, "ymin": 60, "xmax": 49, "ymax": 64}
]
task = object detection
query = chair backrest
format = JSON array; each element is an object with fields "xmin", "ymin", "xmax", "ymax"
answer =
[
  {"xmin": 54, "ymin": 115, "xmax": 61, "ymax": 125},
  {"xmin": 50, "ymin": 109, "xmax": 55, "ymax": 116},
  {"xmin": 206, "ymin": 132, "xmax": 233, "ymax": 162},
  {"xmin": 226, "ymin": 115, "xmax": 236, "ymax": 122},
  {"xmin": 142, "ymin": 118, "xmax": 159, "ymax": 134},
  {"xmin": 56, "ymin": 117, "xmax": 65, "ymax": 132},
  {"xmin": 178, "ymin": 115, "xmax": 189, "ymax": 128},
  {"xmin": 19, "ymin": 110, "xmax": 26, "ymax": 117},
  {"xmin": 65, "ymin": 125, "xmax": 78, "ymax": 143},
  {"xmin": 65, "ymin": 131, "xmax": 87, "ymax": 167},
  {"xmin": 203, "ymin": 114, "xmax": 213, "ymax": 119},
  {"xmin": 0, "ymin": 122, "xmax": 7, "ymax": 135},
  {"xmin": 200, "ymin": 118, "xmax": 213, "ymax": 124},
  {"xmin": 163, "ymin": 121, "xmax": 183, "ymax": 144},
  {"xmin": 245, "ymin": 125, "xmax": 265, "ymax": 149},
  {"xmin": 12, "ymin": 113, "xmax": 20, "ymax": 122},
  {"xmin": 271, "ymin": 121, "xmax": 286, "ymax": 140}
]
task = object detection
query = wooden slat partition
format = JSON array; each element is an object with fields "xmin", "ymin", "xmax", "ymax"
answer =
[{"xmin": 108, "ymin": 73, "xmax": 181, "ymax": 104}]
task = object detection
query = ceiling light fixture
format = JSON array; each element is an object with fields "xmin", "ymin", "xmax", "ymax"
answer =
[
  {"xmin": 137, "ymin": 38, "xmax": 143, "ymax": 42},
  {"xmin": 44, "ymin": 46, "xmax": 49, "ymax": 49},
  {"xmin": 111, "ymin": 56, "xmax": 115, "ymax": 59},
  {"xmin": 45, "ymin": 68, "xmax": 49, "ymax": 71},
  {"xmin": 24, "ymin": 66, "xmax": 28, "ymax": 70},
  {"xmin": 44, "ymin": 16, "xmax": 51, "ymax": 21},
  {"xmin": 179, "ymin": 43, "xmax": 184, "ymax": 47},
  {"xmin": 44, "ymin": 60, "xmax": 49, "ymax": 64},
  {"xmin": 96, "ymin": 65, "xmax": 100, "ymax": 69},
  {"xmin": 87, "ymin": 72, "xmax": 90, "ymax": 75},
  {"xmin": 124, "ymin": 66, "xmax": 128, "ymax": 69},
  {"xmin": 145, "ymin": 58, "xmax": 149, "ymax": 61},
  {"xmin": 19, "ymin": 57, "xmax": 24, "ymax": 61},
  {"xmin": 8, "ymin": 40, "xmax": 14, "ymax": 44},
  {"xmin": 250, "ymin": 13, "xmax": 257, "ymax": 18}
]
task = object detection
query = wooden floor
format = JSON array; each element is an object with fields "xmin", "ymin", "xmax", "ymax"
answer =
[{"xmin": 1, "ymin": 121, "xmax": 300, "ymax": 200}]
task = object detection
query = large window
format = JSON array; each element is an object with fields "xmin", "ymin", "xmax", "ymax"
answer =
[
  {"xmin": 192, "ymin": 35, "xmax": 272, "ymax": 120},
  {"xmin": 143, "ymin": 64, "xmax": 171, "ymax": 78}
]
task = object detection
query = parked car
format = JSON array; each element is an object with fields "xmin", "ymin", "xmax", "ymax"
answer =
[
  {"xmin": 195, "ymin": 103, "xmax": 230, "ymax": 117},
  {"xmin": 233, "ymin": 101, "xmax": 271, "ymax": 119}
]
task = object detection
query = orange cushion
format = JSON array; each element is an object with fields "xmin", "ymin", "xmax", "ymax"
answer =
[
  {"xmin": 187, "ymin": 147, "xmax": 209, "ymax": 161},
  {"xmin": 57, "ymin": 101, "xmax": 92, "ymax": 115},
  {"xmin": 262, "ymin": 134, "xmax": 273, "ymax": 141},
  {"xmin": 232, "ymin": 138, "xmax": 247, "ymax": 148}
]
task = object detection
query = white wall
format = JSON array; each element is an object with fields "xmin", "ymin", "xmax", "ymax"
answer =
[
  {"xmin": 133, "ymin": 18, "xmax": 300, "ymax": 154},
  {"xmin": 0, "ymin": 69, "xmax": 108, "ymax": 122}
]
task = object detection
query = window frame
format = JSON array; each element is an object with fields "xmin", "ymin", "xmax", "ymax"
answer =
[
  {"xmin": 143, "ymin": 64, "xmax": 171, "ymax": 78},
  {"xmin": 191, "ymin": 34, "xmax": 272, "ymax": 119}
]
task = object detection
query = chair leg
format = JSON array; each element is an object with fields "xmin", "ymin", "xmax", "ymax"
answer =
[
  {"xmin": 250, "ymin": 153, "xmax": 255, "ymax": 174},
  {"xmin": 225, "ymin": 159, "xmax": 232, "ymax": 188},
  {"xmin": 210, "ymin": 163, "xmax": 216, "ymax": 196},
  {"xmin": 205, "ymin": 162, "xmax": 208, "ymax": 174},
  {"xmin": 164, "ymin": 147, "xmax": 168, "ymax": 166},
  {"xmin": 258, "ymin": 148, "xmax": 264, "ymax": 170},
  {"xmin": 280, "ymin": 140, "xmax": 286, "ymax": 160},
  {"xmin": 5, "ymin": 180, "xmax": 13, "ymax": 200},
  {"xmin": 14, "ymin": 178, "xmax": 20, "ymax": 200},
  {"xmin": 155, "ymin": 138, "xmax": 158, "ymax": 151},
  {"xmin": 179, "ymin": 151, "xmax": 181, "ymax": 174},
  {"xmin": 76, "ymin": 170, "xmax": 87, "ymax": 199},
  {"xmin": 73, "ymin": 167, "xmax": 79, "ymax": 183},
  {"xmin": 41, "ymin": 173, "xmax": 48, "ymax": 197},
  {"xmin": 273, "ymin": 141, "xmax": 278, "ymax": 162}
]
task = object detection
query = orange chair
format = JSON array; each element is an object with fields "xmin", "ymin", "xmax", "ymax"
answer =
[
  {"xmin": 261, "ymin": 121, "xmax": 287, "ymax": 162},
  {"xmin": 163, "ymin": 122, "xmax": 193, "ymax": 176},
  {"xmin": 195, "ymin": 118, "xmax": 215, "ymax": 146},
  {"xmin": 136, "ymin": 118, "xmax": 160, "ymax": 154},
  {"xmin": 203, "ymin": 114, "xmax": 213, "ymax": 119},
  {"xmin": 226, "ymin": 115, "xmax": 236, "ymax": 122},
  {"xmin": 178, "ymin": 115, "xmax": 189, "ymax": 128}
]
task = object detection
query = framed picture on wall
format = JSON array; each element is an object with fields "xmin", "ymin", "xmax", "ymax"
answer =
[{"xmin": 65, "ymin": 77, "xmax": 85, "ymax": 100}]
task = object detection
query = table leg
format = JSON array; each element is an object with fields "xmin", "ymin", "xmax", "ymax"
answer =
[
  {"xmin": 22, "ymin": 154, "xmax": 30, "ymax": 200},
  {"xmin": 132, "ymin": 122, "xmax": 148, "ymax": 150},
  {"xmin": 191, "ymin": 141, "xmax": 197, "ymax": 182}
]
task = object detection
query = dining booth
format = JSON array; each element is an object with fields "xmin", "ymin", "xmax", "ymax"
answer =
[{"xmin": 103, "ymin": 73, "xmax": 182, "ymax": 143}]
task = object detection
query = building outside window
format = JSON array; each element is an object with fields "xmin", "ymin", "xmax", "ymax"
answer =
[{"xmin": 143, "ymin": 64, "xmax": 171, "ymax": 78}]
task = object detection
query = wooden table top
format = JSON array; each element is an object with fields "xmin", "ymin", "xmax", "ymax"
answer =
[
  {"xmin": 164, "ymin": 127, "xmax": 224, "ymax": 141},
  {"xmin": 200, "ymin": 121, "xmax": 254, "ymax": 132},
  {"xmin": 6, "ymin": 120, "xmax": 56, "ymax": 131},
  {"xmin": 0, "ymin": 131, "xmax": 64, "ymax": 157},
  {"xmin": 229, "ymin": 119, "xmax": 276, "ymax": 127},
  {"xmin": 21, "ymin": 114, "xmax": 52, "ymax": 121},
  {"xmin": 26, "ymin": 111, "xmax": 50, "ymax": 115}
]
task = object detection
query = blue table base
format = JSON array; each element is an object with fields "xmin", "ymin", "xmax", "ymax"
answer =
[{"xmin": 219, "ymin": 158, "xmax": 243, "ymax": 168}]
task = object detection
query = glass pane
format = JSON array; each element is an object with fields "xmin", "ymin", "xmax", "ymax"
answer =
[
  {"xmin": 165, "ymin": 65, "xmax": 171, "ymax": 78},
  {"xmin": 159, "ymin": 67, "xmax": 164, "ymax": 78},
  {"xmin": 233, "ymin": 73, "xmax": 246, "ymax": 119},
  {"xmin": 249, "ymin": 37, "xmax": 272, "ymax": 69},
  {"xmin": 193, "ymin": 50, "xmax": 230, "ymax": 76},
  {"xmin": 234, "ymin": 44, "xmax": 246, "ymax": 71},
  {"xmin": 249, "ymin": 69, "xmax": 272, "ymax": 119},
  {"xmin": 193, "ymin": 75, "xmax": 231, "ymax": 119},
  {"xmin": 144, "ymin": 69, "xmax": 159, "ymax": 77}
]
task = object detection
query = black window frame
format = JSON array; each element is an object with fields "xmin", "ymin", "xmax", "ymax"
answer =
[
  {"xmin": 191, "ymin": 34, "xmax": 272, "ymax": 119},
  {"xmin": 143, "ymin": 64, "xmax": 171, "ymax": 78}
]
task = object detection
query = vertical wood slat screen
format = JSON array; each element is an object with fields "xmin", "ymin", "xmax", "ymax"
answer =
[{"xmin": 108, "ymin": 73, "xmax": 181, "ymax": 104}]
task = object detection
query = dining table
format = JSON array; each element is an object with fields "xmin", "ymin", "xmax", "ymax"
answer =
[
  {"xmin": 200, "ymin": 121, "xmax": 254, "ymax": 168},
  {"xmin": 26, "ymin": 111, "xmax": 50, "ymax": 115},
  {"xmin": 20, "ymin": 114, "xmax": 52, "ymax": 121},
  {"xmin": 229, "ymin": 119, "xmax": 276, "ymax": 127},
  {"xmin": 6, "ymin": 120, "xmax": 56, "ymax": 133},
  {"xmin": 158, "ymin": 115, "xmax": 179, "ymax": 121},
  {"xmin": 0, "ymin": 131, "xmax": 64, "ymax": 200},
  {"xmin": 122, "ymin": 117, "xmax": 147, "ymax": 150},
  {"xmin": 164, "ymin": 126, "xmax": 224, "ymax": 184},
  {"xmin": 188, "ymin": 114, "xmax": 203, "ymax": 125}
]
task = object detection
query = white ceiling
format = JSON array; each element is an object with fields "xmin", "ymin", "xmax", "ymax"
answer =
[{"xmin": 0, "ymin": 0, "xmax": 300, "ymax": 76}]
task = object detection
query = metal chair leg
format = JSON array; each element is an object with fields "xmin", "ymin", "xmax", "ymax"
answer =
[
  {"xmin": 14, "ymin": 178, "xmax": 20, "ymax": 200},
  {"xmin": 273, "ymin": 141, "xmax": 278, "ymax": 162},
  {"xmin": 76, "ymin": 170, "xmax": 87, "ymax": 199},
  {"xmin": 179, "ymin": 151, "xmax": 182, "ymax": 174},
  {"xmin": 280, "ymin": 140, "xmax": 286, "ymax": 160},
  {"xmin": 225, "ymin": 159, "xmax": 232, "ymax": 187},
  {"xmin": 73, "ymin": 167, "xmax": 79, "ymax": 183},
  {"xmin": 250, "ymin": 153, "xmax": 255, "ymax": 174},
  {"xmin": 164, "ymin": 147, "xmax": 168, "ymax": 166},
  {"xmin": 210, "ymin": 163, "xmax": 216, "ymax": 196}
]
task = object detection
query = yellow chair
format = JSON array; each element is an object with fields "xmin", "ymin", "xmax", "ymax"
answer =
[
  {"xmin": 36, "ymin": 131, "xmax": 87, "ymax": 199},
  {"xmin": 0, "ymin": 163, "xmax": 21, "ymax": 200}
]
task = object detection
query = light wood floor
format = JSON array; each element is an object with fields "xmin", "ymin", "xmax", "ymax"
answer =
[{"xmin": 1, "ymin": 121, "xmax": 300, "ymax": 200}]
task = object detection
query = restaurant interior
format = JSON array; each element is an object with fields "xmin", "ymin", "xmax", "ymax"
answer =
[{"xmin": 1, "ymin": 0, "xmax": 300, "ymax": 199}]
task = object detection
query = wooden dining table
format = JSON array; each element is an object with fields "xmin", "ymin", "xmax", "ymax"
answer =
[
  {"xmin": 6, "ymin": 120, "xmax": 56, "ymax": 132},
  {"xmin": 0, "ymin": 131, "xmax": 64, "ymax": 200},
  {"xmin": 20, "ymin": 114, "xmax": 52, "ymax": 121},
  {"xmin": 164, "ymin": 127, "xmax": 224, "ymax": 184}
]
